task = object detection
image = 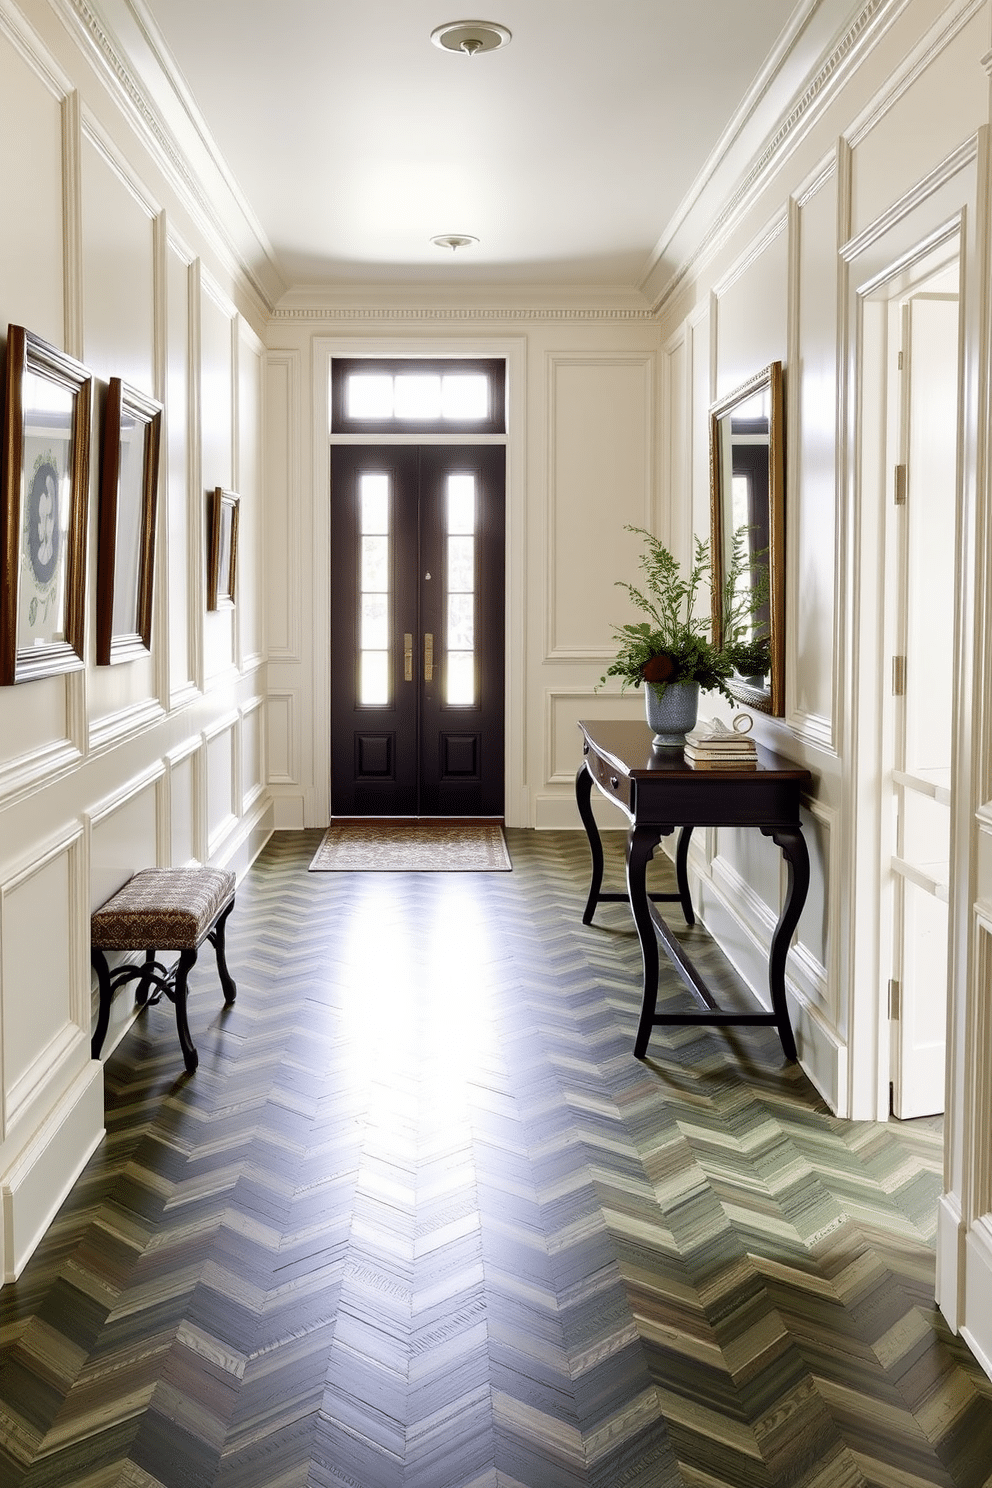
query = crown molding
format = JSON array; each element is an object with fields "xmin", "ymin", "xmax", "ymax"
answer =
[
  {"xmin": 57, "ymin": 0, "xmax": 285, "ymax": 318},
  {"xmin": 271, "ymin": 304, "xmax": 658, "ymax": 324},
  {"xmin": 272, "ymin": 281, "xmax": 657, "ymax": 323},
  {"xmin": 643, "ymin": 0, "xmax": 904, "ymax": 315}
]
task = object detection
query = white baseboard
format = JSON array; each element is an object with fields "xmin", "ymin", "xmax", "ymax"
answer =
[{"xmin": 1, "ymin": 1061, "xmax": 104, "ymax": 1282}]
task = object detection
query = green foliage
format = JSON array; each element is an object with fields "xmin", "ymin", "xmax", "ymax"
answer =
[
  {"xmin": 721, "ymin": 525, "xmax": 770, "ymax": 646},
  {"xmin": 598, "ymin": 527, "xmax": 735, "ymax": 701},
  {"xmin": 724, "ymin": 636, "xmax": 771, "ymax": 677},
  {"xmin": 599, "ymin": 524, "xmax": 770, "ymax": 703}
]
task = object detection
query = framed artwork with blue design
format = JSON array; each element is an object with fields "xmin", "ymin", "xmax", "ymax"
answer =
[{"xmin": 1, "ymin": 325, "xmax": 92, "ymax": 684}]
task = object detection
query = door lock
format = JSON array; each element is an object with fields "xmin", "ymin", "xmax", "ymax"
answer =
[
  {"xmin": 404, "ymin": 633, "xmax": 413, "ymax": 682},
  {"xmin": 424, "ymin": 632, "xmax": 434, "ymax": 682}
]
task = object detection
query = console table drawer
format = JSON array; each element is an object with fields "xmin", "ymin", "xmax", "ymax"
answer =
[{"xmin": 586, "ymin": 745, "xmax": 632, "ymax": 811}]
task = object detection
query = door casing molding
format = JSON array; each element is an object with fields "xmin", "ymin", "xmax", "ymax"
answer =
[{"xmin": 311, "ymin": 334, "xmax": 527, "ymax": 827}]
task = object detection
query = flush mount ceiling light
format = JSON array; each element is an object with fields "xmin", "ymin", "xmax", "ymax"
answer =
[
  {"xmin": 431, "ymin": 234, "xmax": 479, "ymax": 251},
  {"xmin": 430, "ymin": 20, "xmax": 511, "ymax": 56}
]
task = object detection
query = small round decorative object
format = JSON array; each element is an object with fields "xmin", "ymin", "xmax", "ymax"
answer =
[{"xmin": 732, "ymin": 713, "xmax": 753, "ymax": 734}]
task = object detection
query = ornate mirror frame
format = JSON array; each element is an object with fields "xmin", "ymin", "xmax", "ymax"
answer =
[{"xmin": 709, "ymin": 360, "xmax": 785, "ymax": 716}]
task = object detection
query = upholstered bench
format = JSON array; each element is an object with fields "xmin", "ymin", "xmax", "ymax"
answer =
[{"xmin": 91, "ymin": 867, "xmax": 237, "ymax": 1073}]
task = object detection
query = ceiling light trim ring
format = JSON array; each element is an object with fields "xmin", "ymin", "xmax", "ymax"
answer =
[
  {"xmin": 430, "ymin": 234, "xmax": 480, "ymax": 251},
  {"xmin": 430, "ymin": 20, "xmax": 511, "ymax": 56}
]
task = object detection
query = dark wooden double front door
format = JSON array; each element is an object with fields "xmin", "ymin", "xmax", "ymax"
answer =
[{"xmin": 331, "ymin": 445, "xmax": 505, "ymax": 817}]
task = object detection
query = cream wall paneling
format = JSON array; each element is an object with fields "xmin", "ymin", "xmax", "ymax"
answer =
[
  {"xmin": 239, "ymin": 696, "xmax": 265, "ymax": 816},
  {"xmin": 200, "ymin": 272, "xmax": 237, "ymax": 681},
  {"xmin": 199, "ymin": 269, "xmax": 236, "ymax": 489},
  {"xmin": 787, "ymin": 150, "xmax": 842, "ymax": 751},
  {"xmin": 265, "ymin": 690, "xmax": 297, "ymax": 787},
  {"xmin": 164, "ymin": 735, "xmax": 204, "ymax": 867},
  {"xmin": 263, "ymin": 351, "xmax": 303, "ymax": 664},
  {"xmin": 0, "ymin": 7, "xmax": 74, "ymax": 350},
  {"xmin": 660, "ymin": 328, "xmax": 689, "ymax": 559},
  {"xmin": 0, "ymin": 824, "xmax": 88, "ymax": 1137},
  {"xmin": 203, "ymin": 710, "xmax": 240, "ymax": 861},
  {"xmin": 237, "ymin": 322, "xmax": 265, "ymax": 672},
  {"xmin": 79, "ymin": 110, "xmax": 158, "ymax": 389},
  {"xmin": 845, "ymin": 0, "xmax": 988, "ymax": 242},
  {"xmin": 689, "ymin": 305, "xmax": 712, "ymax": 563},
  {"xmin": 166, "ymin": 229, "xmax": 200, "ymax": 708},
  {"xmin": 545, "ymin": 352, "xmax": 656, "ymax": 660},
  {"xmin": 311, "ymin": 334, "xmax": 527, "ymax": 829},
  {"xmin": 0, "ymin": 22, "xmax": 83, "ymax": 807},
  {"xmin": 86, "ymin": 761, "xmax": 166, "ymax": 908},
  {"xmin": 0, "ymin": 698, "xmax": 82, "ymax": 808},
  {"xmin": 712, "ymin": 211, "xmax": 789, "ymax": 401}
]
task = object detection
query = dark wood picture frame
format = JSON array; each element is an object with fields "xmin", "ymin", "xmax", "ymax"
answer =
[
  {"xmin": 0, "ymin": 324, "xmax": 92, "ymax": 685},
  {"xmin": 208, "ymin": 487, "xmax": 239, "ymax": 610},
  {"xmin": 709, "ymin": 360, "xmax": 786, "ymax": 717},
  {"xmin": 96, "ymin": 378, "xmax": 162, "ymax": 665}
]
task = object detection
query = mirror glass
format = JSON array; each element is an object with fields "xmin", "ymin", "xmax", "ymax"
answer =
[{"xmin": 709, "ymin": 360, "xmax": 784, "ymax": 715}]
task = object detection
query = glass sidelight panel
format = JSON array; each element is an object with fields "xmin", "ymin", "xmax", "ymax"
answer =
[
  {"xmin": 359, "ymin": 474, "xmax": 390, "ymax": 705},
  {"xmin": 446, "ymin": 474, "xmax": 475, "ymax": 705}
]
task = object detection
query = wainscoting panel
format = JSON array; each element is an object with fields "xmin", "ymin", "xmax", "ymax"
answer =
[{"xmin": 546, "ymin": 353, "xmax": 655, "ymax": 659}]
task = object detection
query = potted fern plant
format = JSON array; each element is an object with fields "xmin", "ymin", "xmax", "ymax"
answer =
[{"xmin": 600, "ymin": 527, "xmax": 735, "ymax": 746}]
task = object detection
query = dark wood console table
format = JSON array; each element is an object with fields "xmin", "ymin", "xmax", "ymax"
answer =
[{"xmin": 576, "ymin": 719, "xmax": 813, "ymax": 1061}]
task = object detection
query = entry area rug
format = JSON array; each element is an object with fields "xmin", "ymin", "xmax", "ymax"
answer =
[{"xmin": 308, "ymin": 818, "xmax": 512, "ymax": 873}]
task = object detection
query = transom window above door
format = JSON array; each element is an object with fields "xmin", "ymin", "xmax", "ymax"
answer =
[{"xmin": 331, "ymin": 358, "xmax": 505, "ymax": 435}]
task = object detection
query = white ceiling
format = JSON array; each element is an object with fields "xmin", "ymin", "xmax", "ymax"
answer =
[{"xmin": 134, "ymin": 0, "xmax": 824, "ymax": 293}]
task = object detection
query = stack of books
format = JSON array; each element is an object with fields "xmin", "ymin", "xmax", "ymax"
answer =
[{"xmin": 683, "ymin": 721, "xmax": 758, "ymax": 770}]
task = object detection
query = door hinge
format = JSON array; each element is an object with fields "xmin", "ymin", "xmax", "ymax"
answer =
[
  {"xmin": 888, "ymin": 978, "xmax": 901, "ymax": 1019},
  {"xmin": 897, "ymin": 349, "xmax": 904, "ymax": 371},
  {"xmin": 894, "ymin": 463, "xmax": 907, "ymax": 505},
  {"xmin": 892, "ymin": 655, "xmax": 906, "ymax": 695}
]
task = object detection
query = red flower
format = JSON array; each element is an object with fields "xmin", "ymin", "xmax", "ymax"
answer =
[{"xmin": 641, "ymin": 652, "xmax": 675, "ymax": 683}]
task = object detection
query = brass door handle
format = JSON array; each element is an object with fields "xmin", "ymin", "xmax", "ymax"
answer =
[
  {"xmin": 424, "ymin": 632, "xmax": 434, "ymax": 682},
  {"xmin": 404, "ymin": 633, "xmax": 413, "ymax": 682}
]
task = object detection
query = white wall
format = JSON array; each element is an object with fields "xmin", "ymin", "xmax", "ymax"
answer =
[{"xmin": 0, "ymin": 0, "xmax": 271, "ymax": 1279}]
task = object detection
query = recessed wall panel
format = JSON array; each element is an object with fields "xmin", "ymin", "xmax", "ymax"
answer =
[
  {"xmin": 715, "ymin": 222, "xmax": 788, "ymax": 398},
  {"xmin": 81, "ymin": 131, "xmax": 154, "ymax": 387},
  {"xmin": 2, "ymin": 854, "xmax": 71, "ymax": 1100},
  {"xmin": 0, "ymin": 34, "xmax": 63, "ymax": 345},
  {"xmin": 239, "ymin": 331, "xmax": 263, "ymax": 665},
  {"xmin": 167, "ymin": 240, "xmax": 194, "ymax": 701},
  {"xmin": 549, "ymin": 356, "xmax": 653, "ymax": 656},
  {"xmin": 794, "ymin": 170, "xmax": 838, "ymax": 737}
]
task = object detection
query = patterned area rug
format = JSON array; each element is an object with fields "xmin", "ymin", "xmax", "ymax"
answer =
[{"xmin": 308, "ymin": 818, "xmax": 512, "ymax": 872}]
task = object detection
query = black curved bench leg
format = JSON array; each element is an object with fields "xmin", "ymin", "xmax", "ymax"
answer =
[
  {"xmin": 173, "ymin": 949, "xmax": 200, "ymax": 1073},
  {"xmin": 91, "ymin": 950, "xmax": 112, "ymax": 1059},
  {"xmin": 209, "ymin": 900, "xmax": 238, "ymax": 1004}
]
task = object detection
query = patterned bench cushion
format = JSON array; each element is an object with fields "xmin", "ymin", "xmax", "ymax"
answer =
[{"xmin": 92, "ymin": 868, "xmax": 236, "ymax": 951}]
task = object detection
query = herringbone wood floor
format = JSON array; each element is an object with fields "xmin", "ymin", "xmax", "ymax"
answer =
[{"xmin": 2, "ymin": 829, "xmax": 991, "ymax": 1488}]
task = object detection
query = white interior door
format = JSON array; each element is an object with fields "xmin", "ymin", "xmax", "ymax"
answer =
[{"xmin": 889, "ymin": 287, "xmax": 960, "ymax": 1119}]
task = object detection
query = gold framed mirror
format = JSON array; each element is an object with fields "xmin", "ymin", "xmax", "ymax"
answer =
[{"xmin": 709, "ymin": 360, "xmax": 785, "ymax": 716}]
